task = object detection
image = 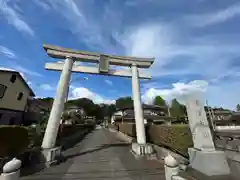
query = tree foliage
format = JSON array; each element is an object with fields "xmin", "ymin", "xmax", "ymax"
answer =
[
  {"xmin": 170, "ymin": 99, "xmax": 186, "ymax": 118},
  {"xmin": 153, "ymin": 96, "xmax": 166, "ymax": 106},
  {"xmin": 100, "ymin": 104, "xmax": 116, "ymax": 118},
  {"xmin": 116, "ymin": 97, "xmax": 133, "ymax": 109},
  {"xmin": 37, "ymin": 97, "xmax": 54, "ymax": 109},
  {"xmin": 236, "ymin": 104, "xmax": 240, "ymax": 112}
]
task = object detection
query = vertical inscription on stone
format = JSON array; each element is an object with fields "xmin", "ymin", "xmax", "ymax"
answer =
[{"xmin": 185, "ymin": 94, "xmax": 215, "ymax": 151}]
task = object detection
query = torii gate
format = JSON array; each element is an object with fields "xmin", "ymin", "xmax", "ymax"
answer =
[{"xmin": 41, "ymin": 44, "xmax": 155, "ymax": 164}]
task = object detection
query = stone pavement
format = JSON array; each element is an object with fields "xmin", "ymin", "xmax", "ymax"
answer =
[{"xmin": 20, "ymin": 127, "xmax": 165, "ymax": 180}]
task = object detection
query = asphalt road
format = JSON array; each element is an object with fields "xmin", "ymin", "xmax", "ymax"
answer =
[{"xmin": 20, "ymin": 127, "xmax": 165, "ymax": 180}]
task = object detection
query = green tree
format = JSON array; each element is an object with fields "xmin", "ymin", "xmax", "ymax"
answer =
[
  {"xmin": 100, "ymin": 104, "xmax": 116, "ymax": 118},
  {"xmin": 170, "ymin": 99, "xmax": 186, "ymax": 118},
  {"xmin": 236, "ymin": 104, "xmax": 240, "ymax": 112},
  {"xmin": 153, "ymin": 96, "xmax": 166, "ymax": 106},
  {"xmin": 116, "ymin": 97, "xmax": 133, "ymax": 109},
  {"xmin": 37, "ymin": 97, "xmax": 54, "ymax": 110},
  {"xmin": 66, "ymin": 98, "xmax": 95, "ymax": 115}
]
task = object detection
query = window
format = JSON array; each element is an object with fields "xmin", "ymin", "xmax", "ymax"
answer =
[
  {"xmin": 10, "ymin": 74, "xmax": 17, "ymax": 83},
  {"xmin": 0, "ymin": 84, "xmax": 7, "ymax": 98},
  {"xmin": 17, "ymin": 92, "xmax": 24, "ymax": 101}
]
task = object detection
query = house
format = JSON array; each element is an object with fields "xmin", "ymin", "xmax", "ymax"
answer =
[
  {"xmin": 111, "ymin": 104, "xmax": 175, "ymax": 125},
  {"xmin": 205, "ymin": 106, "xmax": 233, "ymax": 121},
  {"xmin": 24, "ymin": 98, "xmax": 51, "ymax": 125},
  {"xmin": 0, "ymin": 70, "xmax": 35, "ymax": 125}
]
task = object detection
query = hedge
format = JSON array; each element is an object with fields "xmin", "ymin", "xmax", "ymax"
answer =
[
  {"xmin": 147, "ymin": 124, "xmax": 193, "ymax": 157},
  {"xmin": 58, "ymin": 124, "xmax": 95, "ymax": 138},
  {"xmin": 117, "ymin": 123, "xmax": 193, "ymax": 157},
  {"xmin": 0, "ymin": 126, "xmax": 29, "ymax": 157},
  {"xmin": 119, "ymin": 123, "xmax": 136, "ymax": 137},
  {"xmin": 108, "ymin": 124, "xmax": 119, "ymax": 131},
  {"xmin": 56, "ymin": 124, "xmax": 95, "ymax": 149}
]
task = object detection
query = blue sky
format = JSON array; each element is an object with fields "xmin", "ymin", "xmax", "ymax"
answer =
[{"xmin": 0, "ymin": 0, "xmax": 240, "ymax": 109}]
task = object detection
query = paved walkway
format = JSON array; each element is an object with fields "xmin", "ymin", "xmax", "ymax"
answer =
[{"xmin": 21, "ymin": 127, "xmax": 165, "ymax": 180}]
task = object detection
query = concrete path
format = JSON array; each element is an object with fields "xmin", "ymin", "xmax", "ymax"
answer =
[{"xmin": 20, "ymin": 127, "xmax": 165, "ymax": 180}]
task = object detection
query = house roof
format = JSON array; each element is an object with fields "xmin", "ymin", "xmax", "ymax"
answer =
[{"xmin": 0, "ymin": 69, "xmax": 35, "ymax": 96}]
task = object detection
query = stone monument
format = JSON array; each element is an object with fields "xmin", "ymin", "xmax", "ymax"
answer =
[{"xmin": 185, "ymin": 93, "xmax": 230, "ymax": 176}]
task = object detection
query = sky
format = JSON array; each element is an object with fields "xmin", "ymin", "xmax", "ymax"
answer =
[{"xmin": 0, "ymin": 0, "xmax": 240, "ymax": 110}]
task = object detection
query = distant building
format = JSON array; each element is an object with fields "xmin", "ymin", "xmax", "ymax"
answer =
[
  {"xmin": 0, "ymin": 70, "xmax": 35, "ymax": 125},
  {"xmin": 61, "ymin": 105, "xmax": 86, "ymax": 124},
  {"xmin": 111, "ymin": 104, "xmax": 175, "ymax": 125},
  {"xmin": 205, "ymin": 106, "xmax": 233, "ymax": 121}
]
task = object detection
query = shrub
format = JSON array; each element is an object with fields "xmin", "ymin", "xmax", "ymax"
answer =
[
  {"xmin": 0, "ymin": 126, "xmax": 29, "ymax": 157},
  {"xmin": 117, "ymin": 123, "xmax": 193, "ymax": 157},
  {"xmin": 58, "ymin": 124, "xmax": 95, "ymax": 138},
  {"xmin": 27, "ymin": 125, "xmax": 43, "ymax": 148}
]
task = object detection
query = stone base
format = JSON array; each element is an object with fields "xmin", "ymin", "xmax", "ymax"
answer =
[
  {"xmin": 188, "ymin": 148, "xmax": 231, "ymax": 176},
  {"xmin": 1, "ymin": 170, "xmax": 20, "ymax": 180},
  {"xmin": 41, "ymin": 147, "xmax": 61, "ymax": 167},
  {"xmin": 131, "ymin": 143, "xmax": 154, "ymax": 156}
]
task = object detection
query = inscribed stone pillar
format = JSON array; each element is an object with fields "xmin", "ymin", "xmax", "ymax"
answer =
[{"xmin": 185, "ymin": 94, "xmax": 215, "ymax": 151}]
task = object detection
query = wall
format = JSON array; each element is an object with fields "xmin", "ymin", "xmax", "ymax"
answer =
[
  {"xmin": 0, "ymin": 109, "xmax": 23, "ymax": 125},
  {"xmin": 0, "ymin": 72, "xmax": 31, "ymax": 111}
]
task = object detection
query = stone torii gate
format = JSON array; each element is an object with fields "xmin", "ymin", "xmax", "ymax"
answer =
[{"xmin": 41, "ymin": 44, "xmax": 155, "ymax": 164}]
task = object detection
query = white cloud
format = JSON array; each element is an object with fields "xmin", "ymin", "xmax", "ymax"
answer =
[
  {"xmin": 205, "ymin": 81, "xmax": 240, "ymax": 111},
  {"xmin": 104, "ymin": 79, "xmax": 113, "ymax": 86},
  {"xmin": 0, "ymin": 45, "xmax": 16, "ymax": 59},
  {"xmin": 34, "ymin": 0, "xmax": 121, "ymax": 52},
  {"xmin": 142, "ymin": 80, "xmax": 208, "ymax": 105},
  {"xmin": 141, "ymin": 79, "xmax": 240, "ymax": 110},
  {"xmin": 32, "ymin": 0, "xmax": 50, "ymax": 10},
  {"xmin": 0, "ymin": 66, "xmax": 24, "ymax": 77},
  {"xmin": 117, "ymin": 22, "xmax": 240, "ymax": 110},
  {"xmin": 0, "ymin": 0, "xmax": 34, "ymax": 36},
  {"xmin": 14, "ymin": 65, "xmax": 42, "ymax": 77},
  {"xmin": 71, "ymin": 87, "xmax": 115, "ymax": 104},
  {"xmin": 40, "ymin": 84, "xmax": 55, "ymax": 91},
  {"xmin": 185, "ymin": 3, "xmax": 240, "ymax": 27},
  {"xmin": 117, "ymin": 23, "xmax": 240, "ymax": 80},
  {"xmin": 31, "ymin": 0, "xmax": 240, "ymax": 110}
]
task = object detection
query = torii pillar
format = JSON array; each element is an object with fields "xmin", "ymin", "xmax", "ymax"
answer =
[{"xmin": 41, "ymin": 44, "xmax": 155, "ymax": 165}]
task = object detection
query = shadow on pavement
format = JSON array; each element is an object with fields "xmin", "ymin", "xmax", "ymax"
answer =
[
  {"xmin": 20, "ymin": 129, "xmax": 95, "ymax": 177},
  {"xmin": 64, "ymin": 142, "xmax": 130, "ymax": 160}
]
